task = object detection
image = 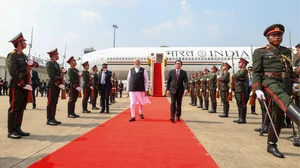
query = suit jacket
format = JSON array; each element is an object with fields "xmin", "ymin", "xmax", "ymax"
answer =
[
  {"xmin": 31, "ymin": 70, "xmax": 40, "ymax": 89},
  {"xmin": 98, "ymin": 70, "xmax": 112, "ymax": 90},
  {"xmin": 166, "ymin": 69, "xmax": 188, "ymax": 95}
]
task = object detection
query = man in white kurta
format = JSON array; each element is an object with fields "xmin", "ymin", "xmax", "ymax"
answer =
[{"xmin": 127, "ymin": 59, "xmax": 150, "ymax": 122}]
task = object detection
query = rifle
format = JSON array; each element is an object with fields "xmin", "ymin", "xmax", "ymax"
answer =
[
  {"xmin": 216, "ymin": 78, "xmax": 220, "ymax": 98},
  {"xmin": 60, "ymin": 68, "xmax": 66, "ymax": 100},
  {"xmin": 227, "ymin": 75, "xmax": 234, "ymax": 101},
  {"xmin": 249, "ymin": 86, "xmax": 255, "ymax": 105}
]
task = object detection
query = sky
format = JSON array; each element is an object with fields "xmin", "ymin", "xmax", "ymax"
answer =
[{"xmin": 0, "ymin": 0, "xmax": 299, "ymax": 63}]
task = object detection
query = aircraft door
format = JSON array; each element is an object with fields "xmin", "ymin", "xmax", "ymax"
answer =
[{"xmin": 156, "ymin": 53, "xmax": 163, "ymax": 63}]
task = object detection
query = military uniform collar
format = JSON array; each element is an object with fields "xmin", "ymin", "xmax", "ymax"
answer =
[
  {"xmin": 14, "ymin": 49, "xmax": 23, "ymax": 54},
  {"xmin": 266, "ymin": 44, "xmax": 281, "ymax": 50}
]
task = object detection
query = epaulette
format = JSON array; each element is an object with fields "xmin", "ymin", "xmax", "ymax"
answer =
[
  {"xmin": 257, "ymin": 46, "xmax": 267, "ymax": 49},
  {"xmin": 10, "ymin": 50, "xmax": 16, "ymax": 54}
]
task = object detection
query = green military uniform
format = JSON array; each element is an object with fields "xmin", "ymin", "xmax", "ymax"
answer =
[
  {"xmin": 201, "ymin": 69, "xmax": 210, "ymax": 110},
  {"xmin": 219, "ymin": 63, "xmax": 231, "ymax": 117},
  {"xmin": 110, "ymin": 74, "xmax": 118, "ymax": 104},
  {"xmin": 209, "ymin": 66, "xmax": 218, "ymax": 113},
  {"xmin": 252, "ymin": 24, "xmax": 300, "ymax": 158},
  {"xmin": 67, "ymin": 56, "xmax": 80, "ymax": 118},
  {"xmin": 91, "ymin": 65, "xmax": 99, "ymax": 109},
  {"xmin": 46, "ymin": 48, "xmax": 63, "ymax": 125},
  {"xmin": 189, "ymin": 75, "xmax": 196, "ymax": 106},
  {"xmin": 6, "ymin": 32, "xmax": 39, "ymax": 139},
  {"xmin": 82, "ymin": 61, "xmax": 92, "ymax": 113},
  {"xmin": 233, "ymin": 58, "xmax": 248, "ymax": 124},
  {"xmin": 195, "ymin": 74, "xmax": 203, "ymax": 108}
]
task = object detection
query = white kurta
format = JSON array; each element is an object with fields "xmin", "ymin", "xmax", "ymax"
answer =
[{"xmin": 127, "ymin": 67, "xmax": 151, "ymax": 106}]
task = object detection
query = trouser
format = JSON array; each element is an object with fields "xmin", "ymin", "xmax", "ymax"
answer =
[
  {"xmin": 47, "ymin": 87, "xmax": 60, "ymax": 121},
  {"xmin": 8, "ymin": 87, "xmax": 27, "ymax": 133},
  {"xmin": 210, "ymin": 90, "xmax": 217, "ymax": 111},
  {"xmin": 68, "ymin": 86, "xmax": 78, "ymax": 115},
  {"xmin": 92, "ymin": 88, "xmax": 98, "ymax": 107},
  {"xmin": 235, "ymin": 91, "xmax": 247, "ymax": 122},
  {"xmin": 82, "ymin": 87, "xmax": 91, "ymax": 111}
]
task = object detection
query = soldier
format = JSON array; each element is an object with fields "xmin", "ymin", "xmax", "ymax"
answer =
[
  {"xmin": 252, "ymin": 24, "xmax": 300, "ymax": 158},
  {"xmin": 110, "ymin": 73, "xmax": 118, "ymax": 104},
  {"xmin": 6, "ymin": 32, "xmax": 39, "ymax": 139},
  {"xmin": 218, "ymin": 62, "xmax": 231, "ymax": 117},
  {"xmin": 201, "ymin": 68, "xmax": 210, "ymax": 110},
  {"xmin": 189, "ymin": 74, "xmax": 196, "ymax": 106},
  {"xmin": 67, "ymin": 56, "xmax": 81, "ymax": 118},
  {"xmin": 294, "ymin": 43, "xmax": 300, "ymax": 108},
  {"xmin": 232, "ymin": 58, "xmax": 249, "ymax": 124},
  {"xmin": 46, "ymin": 48, "xmax": 66, "ymax": 125},
  {"xmin": 81, "ymin": 61, "xmax": 93, "ymax": 113},
  {"xmin": 196, "ymin": 72, "xmax": 203, "ymax": 108},
  {"xmin": 208, "ymin": 66, "xmax": 218, "ymax": 113},
  {"xmin": 91, "ymin": 65, "xmax": 100, "ymax": 110}
]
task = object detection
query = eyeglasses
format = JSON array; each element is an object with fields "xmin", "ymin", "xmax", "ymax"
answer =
[{"xmin": 102, "ymin": 67, "xmax": 107, "ymax": 68}]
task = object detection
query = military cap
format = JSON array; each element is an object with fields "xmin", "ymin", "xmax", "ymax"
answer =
[
  {"xmin": 204, "ymin": 68, "xmax": 210, "ymax": 72},
  {"xmin": 47, "ymin": 48, "xmax": 58, "ymax": 57},
  {"xmin": 82, "ymin": 61, "xmax": 89, "ymax": 67},
  {"xmin": 91, "ymin": 65, "xmax": 97, "ymax": 70},
  {"xmin": 223, "ymin": 62, "xmax": 232, "ymax": 69},
  {"xmin": 263, "ymin": 24, "xmax": 284, "ymax": 37},
  {"xmin": 9, "ymin": 32, "xmax": 26, "ymax": 44},
  {"xmin": 238, "ymin": 58, "xmax": 249, "ymax": 65},
  {"xmin": 211, "ymin": 66, "xmax": 218, "ymax": 71},
  {"xmin": 67, "ymin": 56, "xmax": 75, "ymax": 64}
]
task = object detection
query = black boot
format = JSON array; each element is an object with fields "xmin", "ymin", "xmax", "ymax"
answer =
[
  {"xmin": 7, "ymin": 112, "xmax": 21, "ymax": 139},
  {"xmin": 208, "ymin": 101, "xmax": 216, "ymax": 113},
  {"xmin": 233, "ymin": 107, "xmax": 241, "ymax": 122},
  {"xmin": 219, "ymin": 103, "xmax": 229, "ymax": 117},
  {"xmin": 286, "ymin": 104, "xmax": 300, "ymax": 126},
  {"xmin": 238, "ymin": 107, "xmax": 247, "ymax": 124},
  {"xmin": 193, "ymin": 97, "xmax": 197, "ymax": 106},
  {"xmin": 53, "ymin": 106, "xmax": 61, "ymax": 124},
  {"xmin": 267, "ymin": 143, "xmax": 284, "ymax": 158},
  {"xmin": 16, "ymin": 111, "xmax": 30, "ymax": 136}
]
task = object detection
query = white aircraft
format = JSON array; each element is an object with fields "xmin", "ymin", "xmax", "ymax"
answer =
[{"xmin": 75, "ymin": 47, "xmax": 257, "ymax": 80}]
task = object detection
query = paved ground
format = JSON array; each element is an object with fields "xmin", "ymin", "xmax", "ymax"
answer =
[{"xmin": 0, "ymin": 95, "xmax": 299, "ymax": 168}]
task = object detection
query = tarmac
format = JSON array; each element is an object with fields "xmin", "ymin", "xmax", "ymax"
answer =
[{"xmin": 0, "ymin": 95, "xmax": 299, "ymax": 168}]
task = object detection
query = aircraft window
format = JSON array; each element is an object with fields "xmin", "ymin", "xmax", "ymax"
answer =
[{"xmin": 208, "ymin": 58, "xmax": 210, "ymax": 60}]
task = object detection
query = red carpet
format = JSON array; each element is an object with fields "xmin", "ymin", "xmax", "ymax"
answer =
[
  {"xmin": 29, "ymin": 97, "xmax": 218, "ymax": 168},
  {"xmin": 152, "ymin": 63, "xmax": 162, "ymax": 97}
]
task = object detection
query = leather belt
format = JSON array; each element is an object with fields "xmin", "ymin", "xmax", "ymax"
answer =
[{"xmin": 264, "ymin": 72, "xmax": 289, "ymax": 78}]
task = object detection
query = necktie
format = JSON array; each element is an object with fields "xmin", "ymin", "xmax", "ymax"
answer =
[{"xmin": 176, "ymin": 70, "xmax": 179, "ymax": 80}]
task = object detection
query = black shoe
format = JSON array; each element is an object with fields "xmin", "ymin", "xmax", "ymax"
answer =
[
  {"xmin": 100, "ymin": 110, "xmax": 104, "ymax": 113},
  {"xmin": 7, "ymin": 132, "xmax": 21, "ymax": 139},
  {"xmin": 129, "ymin": 118, "xmax": 136, "ymax": 122},
  {"xmin": 197, "ymin": 106, "xmax": 202, "ymax": 108},
  {"xmin": 202, "ymin": 108, "xmax": 208, "ymax": 110},
  {"xmin": 46, "ymin": 120, "xmax": 58, "ymax": 126},
  {"xmin": 53, "ymin": 119, "xmax": 62, "ymax": 124},
  {"xmin": 140, "ymin": 114, "xmax": 144, "ymax": 119},
  {"xmin": 15, "ymin": 127, "xmax": 30, "ymax": 136},
  {"xmin": 106, "ymin": 110, "xmax": 109, "ymax": 113},
  {"xmin": 251, "ymin": 112, "xmax": 258, "ymax": 115},
  {"xmin": 218, "ymin": 114, "xmax": 228, "ymax": 117},
  {"xmin": 68, "ymin": 114, "xmax": 76, "ymax": 118},
  {"xmin": 92, "ymin": 107, "xmax": 100, "ymax": 110},
  {"xmin": 267, "ymin": 144, "xmax": 285, "ymax": 158},
  {"xmin": 233, "ymin": 119, "xmax": 241, "ymax": 123},
  {"xmin": 82, "ymin": 110, "xmax": 91, "ymax": 113},
  {"xmin": 208, "ymin": 110, "xmax": 217, "ymax": 113},
  {"xmin": 176, "ymin": 116, "xmax": 181, "ymax": 121},
  {"xmin": 286, "ymin": 122, "xmax": 292, "ymax": 128},
  {"xmin": 237, "ymin": 120, "xmax": 246, "ymax": 124},
  {"xmin": 170, "ymin": 118, "xmax": 175, "ymax": 123},
  {"xmin": 74, "ymin": 114, "xmax": 80, "ymax": 117}
]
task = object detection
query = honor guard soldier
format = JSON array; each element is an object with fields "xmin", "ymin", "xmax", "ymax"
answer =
[
  {"xmin": 82, "ymin": 61, "xmax": 93, "ymax": 113},
  {"xmin": 67, "ymin": 56, "xmax": 81, "ymax": 118},
  {"xmin": 110, "ymin": 73, "xmax": 118, "ymax": 104},
  {"xmin": 253, "ymin": 24, "xmax": 300, "ymax": 158},
  {"xmin": 208, "ymin": 66, "xmax": 218, "ymax": 113},
  {"xmin": 6, "ymin": 32, "xmax": 39, "ymax": 139},
  {"xmin": 189, "ymin": 73, "xmax": 196, "ymax": 106},
  {"xmin": 294, "ymin": 44, "xmax": 300, "ymax": 108},
  {"xmin": 233, "ymin": 58, "xmax": 249, "ymax": 124},
  {"xmin": 218, "ymin": 62, "xmax": 231, "ymax": 117},
  {"xmin": 201, "ymin": 68, "xmax": 210, "ymax": 110},
  {"xmin": 46, "ymin": 48, "xmax": 66, "ymax": 125},
  {"xmin": 196, "ymin": 72, "xmax": 203, "ymax": 108},
  {"xmin": 91, "ymin": 65, "xmax": 100, "ymax": 110}
]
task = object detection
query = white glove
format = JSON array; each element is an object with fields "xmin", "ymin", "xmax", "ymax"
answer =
[
  {"xmin": 90, "ymin": 74, "xmax": 94, "ymax": 78},
  {"xmin": 292, "ymin": 83, "xmax": 300, "ymax": 92},
  {"xmin": 27, "ymin": 60, "xmax": 33, "ymax": 66},
  {"xmin": 61, "ymin": 68, "xmax": 67, "ymax": 73},
  {"xmin": 58, "ymin": 84, "xmax": 65, "ymax": 90},
  {"xmin": 255, "ymin": 90, "xmax": 266, "ymax": 100},
  {"xmin": 216, "ymin": 88, "xmax": 218, "ymax": 92},
  {"xmin": 217, "ymin": 75, "xmax": 221, "ymax": 78},
  {"xmin": 23, "ymin": 84, "xmax": 32, "ymax": 91},
  {"xmin": 207, "ymin": 78, "xmax": 210, "ymax": 81},
  {"xmin": 200, "ymin": 78, "xmax": 203, "ymax": 81},
  {"xmin": 76, "ymin": 87, "xmax": 82, "ymax": 92},
  {"xmin": 229, "ymin": 88, "xmax": 232, "ymax": 92},
  {"xmin": 249, "ymin": 91, "xmax": 253, "ymax": 96},
  {"xmin": 78, "ymin": 72, "xmax": 82, "ymax": 76},
  {"xmin": 90, "ymin": 86, "xmax": 94, "ymax": 90}
]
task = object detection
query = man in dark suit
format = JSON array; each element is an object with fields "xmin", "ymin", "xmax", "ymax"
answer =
[
  {"xmin": 31, "ymin": 69, "xmax": 40, "ymax": 109},
  {"xmin": 98, "ymin": 63, "xmax": 112, "ymax": 113},
  {"xmin": 166, "ymin": 60, "xmax": 188, "ymax": 123}
]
